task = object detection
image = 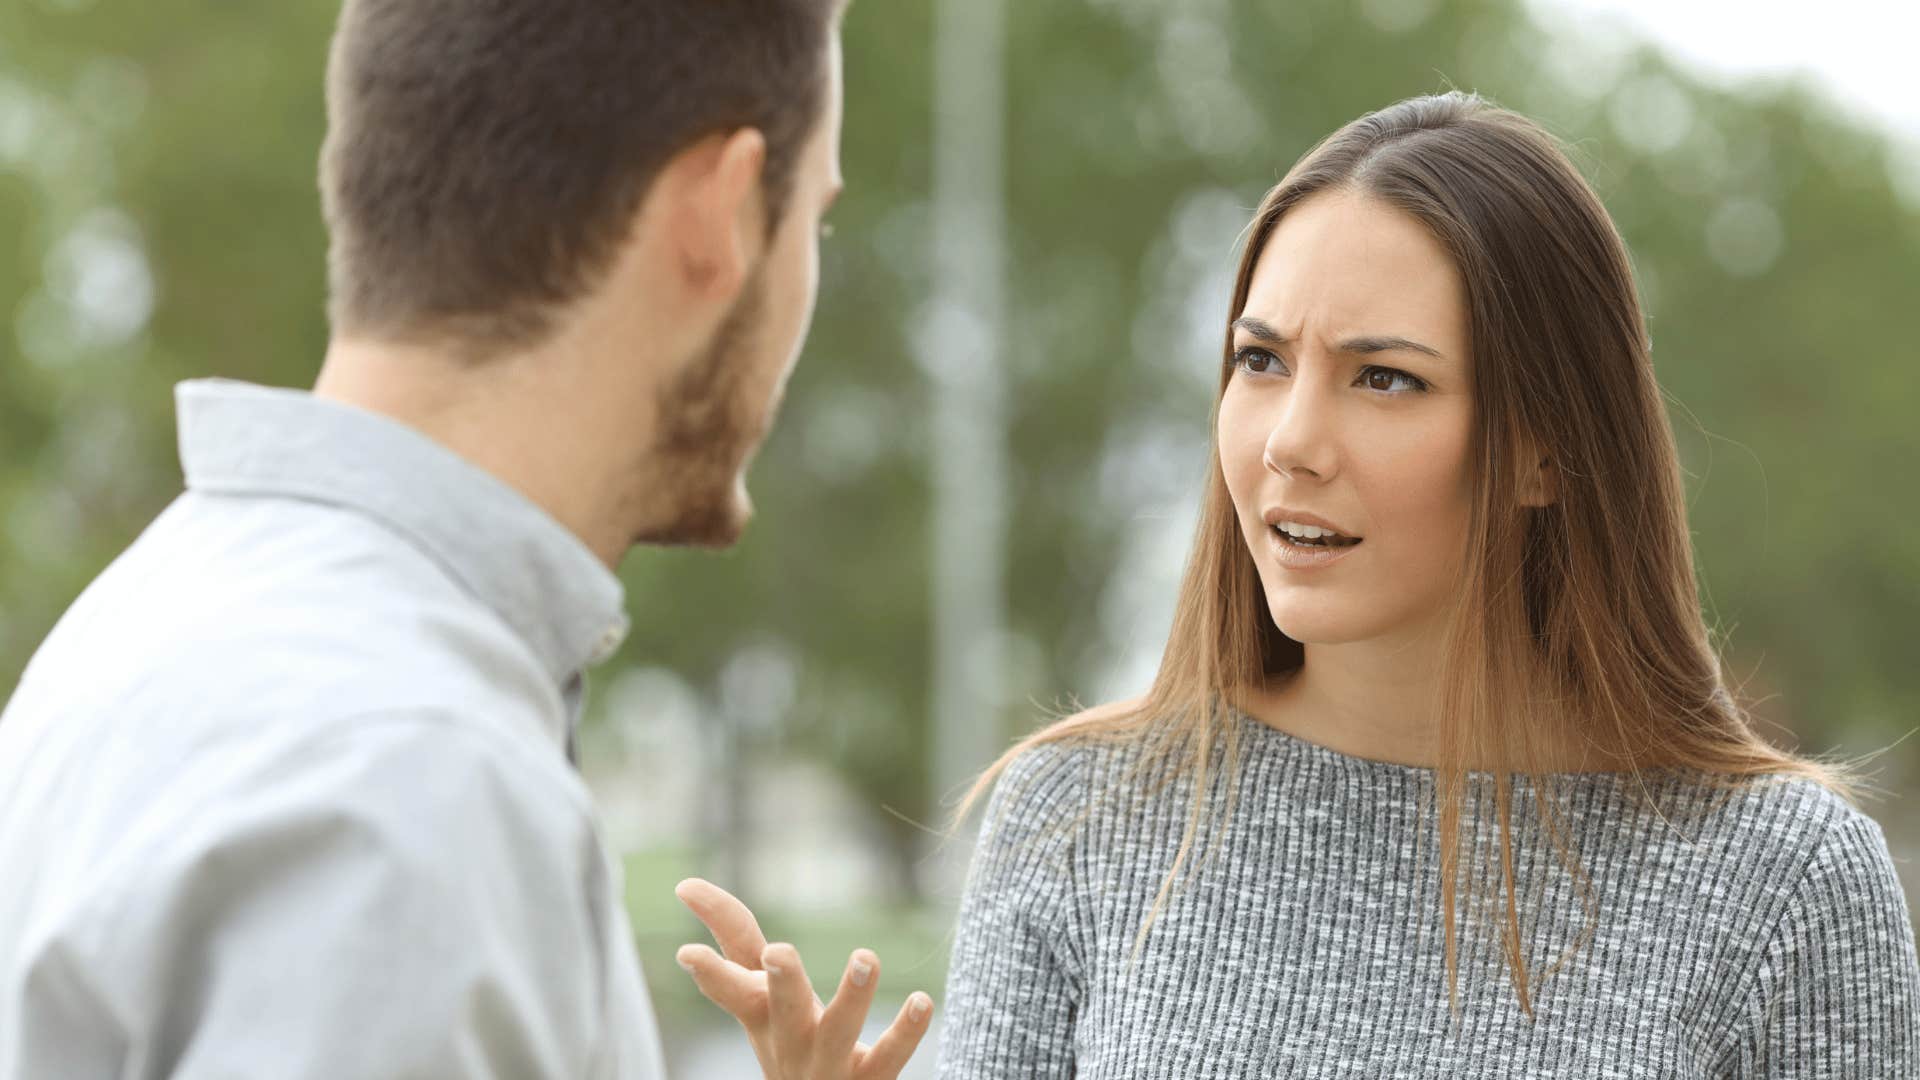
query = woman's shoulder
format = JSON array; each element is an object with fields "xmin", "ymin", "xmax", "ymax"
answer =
[
  {"xmin": 1667, "ymin": 775, "xmax": 1919, "ymax": 1051},
  {"xmin": 1733, "ymin": 775, "xmax": 1904, "ymax": 897},
  {"xmin": 1651, "ymin": 771, "xmax": 1882, "ymax": 852},
  {"xmin": 1630, "ymin": 770, "xmax": 1904, "ymax": 921},
  {"xmin": 981, "ymin": 698, "xmax": 1151, "ymax": 825},
  {"xmin": 987, "ymin": 738, "xmax": 1089, "ymax": 819}
]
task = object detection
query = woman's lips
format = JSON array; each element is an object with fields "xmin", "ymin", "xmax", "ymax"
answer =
[{"xmin": 1265, "ymin": 526, "xmax": 1363, "ymax": 570}]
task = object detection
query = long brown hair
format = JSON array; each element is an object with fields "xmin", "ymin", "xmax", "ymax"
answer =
[{"xmin": 956, "ymin": 92, "xmax": 1859, "ymax": 1015}]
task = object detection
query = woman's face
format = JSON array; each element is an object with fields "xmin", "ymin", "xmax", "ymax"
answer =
[{"xmin": 1219, "ymin": 189, "xmax": 1476, "ymax": 649}]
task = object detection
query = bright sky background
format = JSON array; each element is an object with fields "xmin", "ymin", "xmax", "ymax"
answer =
[{"xmin": 1528, "ymin": 0, "xmax": 1920, "ymax": 143}]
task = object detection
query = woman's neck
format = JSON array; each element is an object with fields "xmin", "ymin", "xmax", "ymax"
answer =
[
  {"xmin": 1244, "ymin": 637, "xmax": 1445, "ymax": 768},
  {"xmin": 1237, "ymin": 634, "xmax": 1603, "ymax": 773}
]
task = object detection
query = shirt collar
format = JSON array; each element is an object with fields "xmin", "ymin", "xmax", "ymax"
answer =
[{"xmin": 174, "ymin": 379, "xmax": 631, "ymax": 688}]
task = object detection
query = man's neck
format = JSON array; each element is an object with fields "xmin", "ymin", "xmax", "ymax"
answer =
[{"xmin": 313, "ymin": 337, "xmax": 639, "ymax": 570}]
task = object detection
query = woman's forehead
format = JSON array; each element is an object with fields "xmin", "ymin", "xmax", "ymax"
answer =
[{"xmin": 1240, "ymin": 190, "xmax": 1467, "ymax": 354}]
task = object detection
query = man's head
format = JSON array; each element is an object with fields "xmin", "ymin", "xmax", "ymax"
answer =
[{"xmin": 319, "ymin": 0, "xmax": 846, "ymax": 551}]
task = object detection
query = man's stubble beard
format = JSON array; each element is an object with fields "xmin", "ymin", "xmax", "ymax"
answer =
[{"xmin": 631, "ymin": 268, "xmax": 779, "ymax": 549}]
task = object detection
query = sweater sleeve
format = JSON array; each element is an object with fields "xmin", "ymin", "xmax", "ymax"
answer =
[
  {"xmin": 1723, "ymin": 810, "xmax": 1920, "ymax": 1077},
  {"xmin": 936, "ymin": 742, "xmax": 1089, "ymax": 1079}
]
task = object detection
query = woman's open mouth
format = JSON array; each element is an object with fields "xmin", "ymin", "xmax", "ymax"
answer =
[{"xmin": 1271, "ymin": 521, "xmax": 1362, "ymax": 549}]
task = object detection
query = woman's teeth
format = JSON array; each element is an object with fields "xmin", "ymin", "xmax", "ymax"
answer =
[{"xmin": 1274, "ymin": 521, "xmax": 1360, "ymax": 547}]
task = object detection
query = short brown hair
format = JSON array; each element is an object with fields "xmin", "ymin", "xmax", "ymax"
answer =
[{"xmin": 319, "ymin": 0, "xmax": 842, "ymax": 352}]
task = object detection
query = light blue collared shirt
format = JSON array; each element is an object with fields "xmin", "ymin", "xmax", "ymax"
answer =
[{"xmin": 0, "ymin": 380, "xmax": 666, "ymax": 1078}]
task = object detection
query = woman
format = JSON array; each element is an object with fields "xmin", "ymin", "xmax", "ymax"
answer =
[{"xmin": 937, "ymin": 93, "xmax": 1919, "ymax": 1077}]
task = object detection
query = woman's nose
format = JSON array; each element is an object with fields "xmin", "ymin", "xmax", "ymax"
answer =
[{"xmin": 1261, "ymin": 383, "xmax": 1338, "ymax": 481}]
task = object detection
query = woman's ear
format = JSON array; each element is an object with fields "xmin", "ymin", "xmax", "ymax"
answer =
[{"xmin": 1518, "ymin": 437, "xmax": 1558, "ymax": 508}]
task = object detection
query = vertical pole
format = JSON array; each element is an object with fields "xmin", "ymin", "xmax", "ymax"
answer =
[{"xmin": 926, "ymin": 0, "xmax": 1008, "ymax": 851}]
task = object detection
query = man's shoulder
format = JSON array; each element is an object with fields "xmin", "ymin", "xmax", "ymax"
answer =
[
  {"xmin": 219, "ymin": 709, "xmax": 600, "ymax": 875},
  {"xmin": 17, "ymin": 705, "xmax": 594, "ymax": 896},
  {"xmin": 15, "ymin": 488, "xmax": 556, "ymax": 732}
]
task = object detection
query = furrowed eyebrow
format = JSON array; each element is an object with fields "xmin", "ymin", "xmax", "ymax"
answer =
[
  {"xmin": 1230, "ymin": 317, "xmax": 1287, "ymax": 345},
  {"xmin": 1230, "ymin": 317, "xmax": 1445, "ymax": 361},
  {"xmin": 1339, "ymin": 335, "xmax": 1445, "ymax": 360}
]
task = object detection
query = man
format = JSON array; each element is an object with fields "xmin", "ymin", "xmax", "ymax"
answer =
[{"xmin": 0, "ymin": 0, "xmax": 928, "ymax": 1076}]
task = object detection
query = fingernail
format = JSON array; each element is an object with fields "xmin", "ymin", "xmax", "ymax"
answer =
[
  {"xmin": 762, "ymin": 943, "xmax": 791, "ymax": 975},
  {"xmin": 909, "ymin": 994, "xmax": 930, "ymax": 1020},
  {"xmin": 850, "ymin": 959, "xmax": 873, "ymax": 987}
]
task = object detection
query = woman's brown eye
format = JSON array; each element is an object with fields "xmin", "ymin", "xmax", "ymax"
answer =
[{"xmin": 1357, "ymin": 366, "xmax": 1426, "ymax": 394}]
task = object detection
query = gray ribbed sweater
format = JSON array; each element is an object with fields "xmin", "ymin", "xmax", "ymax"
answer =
[{"xmin": 937, "ymin": 711, "xmax": 1920, "ymax": 1077}]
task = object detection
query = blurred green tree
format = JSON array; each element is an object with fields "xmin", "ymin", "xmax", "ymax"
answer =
[{"xmin": 2, "ymin": 0, "xmax": 1915, "ymax": 901}]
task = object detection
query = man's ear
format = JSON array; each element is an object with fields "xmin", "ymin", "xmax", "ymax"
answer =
[
  {"xmin": 1517, "ymin": 436, "xmax": 1558, "ymax": 508},
  {"xmin": 653, "ymin": 127, "xmax": 768, "ymax": 304}
]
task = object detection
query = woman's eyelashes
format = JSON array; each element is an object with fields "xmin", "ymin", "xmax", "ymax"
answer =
[
  {"xmin": 1356, "ymin": 365, "xmax": 1429, "ymax": 394},
  {"xmin": 1229, "ymin": 346, "xmax": 1429, "ymax": 394},
  {"xmin": 1231, "ymin": 345, "xmax": 1288, "ymax": 375}
]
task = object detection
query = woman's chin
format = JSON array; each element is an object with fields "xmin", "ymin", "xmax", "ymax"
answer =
[{"xmin": 1265, "ymin": 602, "xmax": 1384, "ymax": 647}]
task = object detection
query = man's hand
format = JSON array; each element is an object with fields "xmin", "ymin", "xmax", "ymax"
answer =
[{"xmin": 674, "ymin": 878, "xmax": 934, "ymax": 1080}]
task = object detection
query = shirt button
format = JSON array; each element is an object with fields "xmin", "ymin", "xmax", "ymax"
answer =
[{"xmin": 591, "ymin": 626, "xmax": 624, "ymax": 664}]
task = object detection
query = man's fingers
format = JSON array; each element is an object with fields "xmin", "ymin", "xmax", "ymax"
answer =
[
  {"xmin": 814, "ymin": 949, "xmax": 881, "ymax": 1068},
  {"xmin": 675, "ymin": 877, "xmax": 770, "ymax": 969},
  {"xmin": 762, "ymin": 942, "xmax": 819, "ymax": 1070},
  {"xmin": 855, "ymin": 992, "xmax": 934, "ymax": 1080},
  {"xmin": 675, "ymin": 943, "xmax": 769, "ymax": 1025}
]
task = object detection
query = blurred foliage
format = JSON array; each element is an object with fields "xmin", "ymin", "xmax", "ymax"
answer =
[{"xmin": 3, "ymin": 0, "xmax": 1917, "ymax": 900}]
